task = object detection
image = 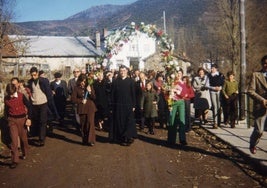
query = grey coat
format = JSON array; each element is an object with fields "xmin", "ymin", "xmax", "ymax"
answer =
[
  {"xmin": 247, "ymin": 71, "xmax": 267, "ymax": 118},
  {"xmin": 141, "ymin": 90, "xmax": 159, "ymax": 118},
  {"xmin": 192, "ymin": 75, "xmax": 211, "ymax": 110}
]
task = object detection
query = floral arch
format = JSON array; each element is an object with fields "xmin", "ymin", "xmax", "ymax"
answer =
[{"xmin": 100, "ymin": 22, "xmax": 180, "ymax": 78}]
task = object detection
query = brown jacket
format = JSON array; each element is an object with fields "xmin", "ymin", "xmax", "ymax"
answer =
[
  {"xmin": 247, "ymin": 71, "xmax": 267, "ymax": 118},
  {"xmin": 71, "ymin": 86, "xmax": 97, "ymax": 114}
]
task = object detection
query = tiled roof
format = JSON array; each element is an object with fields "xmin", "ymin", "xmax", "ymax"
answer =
[{"xmin": 8, "ymin": 35, "xmax": 103, "ymax": 57}]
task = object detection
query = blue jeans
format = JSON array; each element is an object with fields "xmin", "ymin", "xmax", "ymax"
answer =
[{"xmin": 210, "ymin": 91, "xmax": 221, "ymax": 125}]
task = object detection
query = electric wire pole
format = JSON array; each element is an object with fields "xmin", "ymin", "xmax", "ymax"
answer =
[
  {"xmin": 240, "ymin": 0, "xmax": 247, "ymax": 121},
  {"xmin": 163, "ymin": 11, "xmax": 167, "ymax": 34}
]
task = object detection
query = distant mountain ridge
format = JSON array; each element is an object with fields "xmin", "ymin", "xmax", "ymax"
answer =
[
  {"xmin": 14, "ymin": 0, "xmax": 208, "ymax": 37},
  {"xmin": 11, "ymin": 0, "xmax": 267, "ymax": 72},
  {"xmin": 14, "ymin": 0, "xmax": 209, "ymax": 35},
  {"xmin": 65, "ymin": 4, "xmax": 126, "ymax": 21},
  {"xmin": 14, "ymin": 4, "xmax": 128, "ymax": 36}
]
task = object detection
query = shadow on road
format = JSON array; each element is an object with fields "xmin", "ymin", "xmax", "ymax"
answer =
[
  {"xmin": 137, "ymin": 132, "xmax": 248, "ymax": 166},
  {"xmin": 0, "ymin": 117, "xmax": 11, "ymax": 147}
]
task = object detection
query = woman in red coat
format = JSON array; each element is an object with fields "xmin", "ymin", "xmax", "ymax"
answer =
[
  {"xmin": 4, "ymin": 83, "xmax": 32, "ymax": 169},
  {"xmin": 182, "ymin": 76, "xmax": 195, "ymax": 132},
  {"xmin": 71, "ymin": 74, "xmax": 97, "ymax": 146}
]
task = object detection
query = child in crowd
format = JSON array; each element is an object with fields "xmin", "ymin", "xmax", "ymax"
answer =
[
  {"xmin": 222, "ymin": 71, "xmax": 239, "ymax": 128},
  {"xmin": 141, "ymin": 82, "xmax": 159, "ymax": 135}
]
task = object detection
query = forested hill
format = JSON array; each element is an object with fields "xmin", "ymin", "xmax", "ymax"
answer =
[{"xmin": 13, "ymin": 0, "xmax": 267, "ymax": 73}]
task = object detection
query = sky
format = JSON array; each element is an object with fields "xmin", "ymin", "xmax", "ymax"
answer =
[{"xmin": 14, "ymin": 0, "xmax": 137, "ymax": 22}]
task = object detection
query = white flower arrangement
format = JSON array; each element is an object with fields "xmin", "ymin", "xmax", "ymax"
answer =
[
  {"xmin": 102, "ymin": 22, "xmax": 174, "ymax": 66},
  {"xmin": 101, "ymin": 22, "xmax": 181, "ymax": 93}
]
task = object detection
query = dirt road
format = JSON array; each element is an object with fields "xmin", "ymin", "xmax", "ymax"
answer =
[{"xmin": 0, "ymin": 122, "xmax": 266, "ymax": 187}]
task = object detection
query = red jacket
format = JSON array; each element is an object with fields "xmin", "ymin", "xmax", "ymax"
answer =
[
  {"xmin": 4, "ymin": 92, "xmax": 32, "ymax": 118},
  {"xmin": 184, "ymin": 85, "xmax": 195, "ymax": 100},
  {"xmin": 171, "ymin": 81, "xmax": 187, "ymax": 101}
]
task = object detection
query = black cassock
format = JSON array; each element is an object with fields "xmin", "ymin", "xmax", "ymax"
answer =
[{"xmin": 109, "ymin": 77, "xmax": 137, "ymax": 142}]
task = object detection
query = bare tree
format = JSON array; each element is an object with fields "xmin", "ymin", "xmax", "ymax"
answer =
[
  {"xmin": 0, "ymin": 0, "xmax": 16, "ymax": 71},
  {"xmin": 215, "ymin": 0, "xmax": 240, "ymax": 74},
  {"xmin": 184, "ymin": 27, "xmax": 206, "ymax": 64},
  {"xmin": 246, "ymin": 0, "xmax": 267, "ymax": 73}
]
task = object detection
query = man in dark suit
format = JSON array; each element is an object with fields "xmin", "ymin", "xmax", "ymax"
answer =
[
  {"xmin": 109, "ymin": 65, "xmax": 137, "ymax": 146},
  {"xmin": 93, "ymin": 71, "xmax": 109, "ymax": 130},
  {"xmin": 247, "ymin": 55, "xmax": 267, "ymax": 154},
  {"xmin": 135, "ymin": 71, "xmax": 147, "ymax": 131},
  {"xmin": 50, "ymin": 72, "xmax": 68, "ymax": 125},
  {"xmin": 68, "ymin": 68, "xmax": 81, "ymax": 129},
  {"xmin": 68, "ymin": 68, "xmax": 80, "ymax": 97},
  {"xmin": 28, "ymin": 67, "xmax": 54, "ymax": 146}
]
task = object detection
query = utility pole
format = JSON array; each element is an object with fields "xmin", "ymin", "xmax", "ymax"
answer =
[
  {"xmin": 163, "ymin": 11, "xmax": 167, "ymax": 34},
  {"xmin": 240, "ymin": 0, "xmax": 246, "ymax": 121}
]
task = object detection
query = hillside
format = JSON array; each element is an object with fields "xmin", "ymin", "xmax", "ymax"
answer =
[
  {"xmin": 11, "ymin": 0, "xmax": 267, "ymax": 75},
  {"xmin": 14, "ymin": 4, "xmax": 126, "ymax": 36},
  {"xmin": 66, "ymin": 4, "xmax": 125, "ymax": 21}
]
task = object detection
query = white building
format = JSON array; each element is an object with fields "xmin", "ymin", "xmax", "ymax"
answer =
[
  {"xmin": 4, "ymin": 35, "xmax": 103, "ymax": 79},
  {"xmin": 4, "ymin": 29, "xmax": 190, "ymax": 77},
  {"xmin": 104, "ymin": 24, "xmax": 190, "ymax": 73},
  {"xmin": 106, "ymin": 31, "xmax": 156, "ymax": 71}
]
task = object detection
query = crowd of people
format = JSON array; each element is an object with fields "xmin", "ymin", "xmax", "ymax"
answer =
[{"xmin": 4, "ymin": 55, "xmax": 267, "ymax": 169}]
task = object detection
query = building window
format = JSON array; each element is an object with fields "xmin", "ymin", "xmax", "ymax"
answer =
[
  {"xmin": 116, "ymin": 60, "xmax": 124, "ymax": 69},
  {"xmin": 130, "ymin": 44, "xmax": 137, "ymax": 52},
  {"xmin": 65, "ymin": 66, "xmax": 71, "ymax": 78}
]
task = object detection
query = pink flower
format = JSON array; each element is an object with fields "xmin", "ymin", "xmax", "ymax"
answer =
[
  {"xmin": 157, "ymin": 30, "xmax": 163, "ymax": 37},
  {"xmin": 107, "ymin": 54, "xmax": 112, "ymax": 59},
  {"xmin": 162, "ymin": 51, "xmax": 169, "ymax": 57}
]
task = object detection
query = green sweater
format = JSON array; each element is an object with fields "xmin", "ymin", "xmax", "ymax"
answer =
[{"xmin": 222, "ymin": 80, "xmax": 238, "ymax": 97}]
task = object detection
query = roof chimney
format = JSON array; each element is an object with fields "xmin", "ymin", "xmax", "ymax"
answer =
[
  {"xmin": 103, "ymin": 28, "xmax": 108, "ymax": 38},
  {"xmin": 95, "ymin": 31, "xmax": 101, "ymax": 50}
]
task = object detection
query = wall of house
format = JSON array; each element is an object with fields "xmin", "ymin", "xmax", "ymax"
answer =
[
  {"xmin": 18, "ymin": 57, "xmax": 96, "ymax": 70},
  {"xmin": 109, "ymin": 33, "xmax": 156, "ymax": 70},
  {"xmin": 4, "ymin": 56, "xmax": 96, "ymax": 79}
]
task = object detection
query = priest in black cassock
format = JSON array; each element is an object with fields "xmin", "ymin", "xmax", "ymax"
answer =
[{"xmin": 109, "ymin": 65, "xmax": 137, "ymax": 146}]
